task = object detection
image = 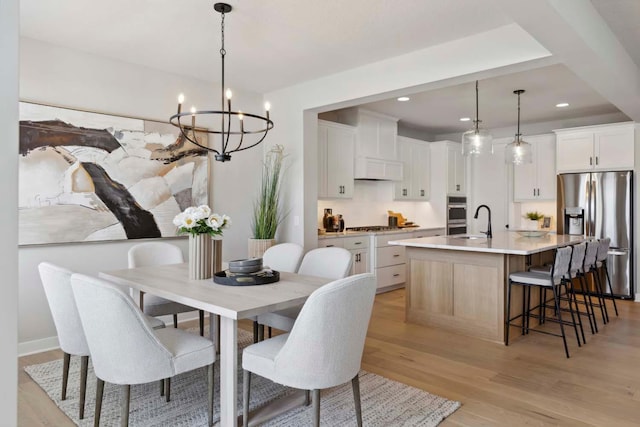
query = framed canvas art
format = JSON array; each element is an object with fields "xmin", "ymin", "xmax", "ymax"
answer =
[{"xmin": 19, "ymin": 102, "xmax": 210, "ymax": 245}]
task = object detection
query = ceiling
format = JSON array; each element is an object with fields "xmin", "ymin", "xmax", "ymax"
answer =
[
  {"xmin": 19, "ymin": 0, "xmax": 511, "ymax": 94},
  {"xmin": 19, "ymin": 1, "xmax": 638, "ymax": 134},
  {"xmin": 356, "ymin": 64, "xmax": 626, "ymax": 136}
]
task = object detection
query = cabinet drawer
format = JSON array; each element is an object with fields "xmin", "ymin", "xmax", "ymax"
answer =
[
  {"xmin": 412, "ymin": 228, "xmax": 445, "ymax": 239},
  {"xmin": 375, "ymin": 233, "xmax": 408, "ymax": 247},
  {"xmin": 318, "ymin": 238, "xmax": 344, "ymax": 248},
  {"xmin": 342, "ymin": 236, "xmax": 369, "ymax": 250},
  {"xmin": 376, "ymin": 265, "xmax": 406, "ymax": 288},
  {"xmin": 376, "ymin": 246, "xmax": 406, "ymax": 268}
]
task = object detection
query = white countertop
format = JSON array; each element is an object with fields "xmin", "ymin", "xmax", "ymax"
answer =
[
  {"xmin": 389, "ymin": 231, "xmax": 587, "ymax": 255},
  {"xmin": 318, "ymin": 226, "xmax": 445, "ymax": 239}
]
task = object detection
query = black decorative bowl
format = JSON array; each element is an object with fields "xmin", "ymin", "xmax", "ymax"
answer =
[{"xmin": 213, "ymin": 269, "xmax": 279, "ymax": 286}]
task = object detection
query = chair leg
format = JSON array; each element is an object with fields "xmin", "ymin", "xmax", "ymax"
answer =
[
  {"xmin": 312, "ymin": 389, "xmax": 321, "ymax": 427},
  {"xmin": 563, "ymin": 280, "xmax": 582, "ymax": 347},
  {"xmin": 592, "ymin": 267, "xmax": 610, "ymax": 323},
  {"xmin": 242, "ymin": 369, "xmax": 251, "ymax": 427},
  {"xmin": 165, "ymin": 378, "xmax": 171, "ymax": 402},
  {"xmin": 121, "ymin": 384, "xmax": 130, "ymax": 427},
  {"xmin": 568, "ymin": 281, "xmax": 587, "ymax": 345},
  {"xmin": 258, "ymin": 324, "xmax": 264, "ymax": 341},
  {"xmin": 94, "ymin": 378, "xmax": 104, "ymax": 427},
  {"xmin": 173, "ymin": 314, "xmax": 178, "ymax": 328},
  {"xmin": 352, "ymin": 374, "xmax": 363, "ymax": 427},
  {"xmin": 505, "ymin": 280, "xmax": 512, "ymax": 346},
  {"xmin": 252, "ymin": 321, "xmax": 259, "ymax": 343},
  {"xmin": 268, "ymin": 327, "xmax": 272, "ymax": 338},
  {"xmin": 199, "ymin": 310, "xmax": 205, "ymax": 336},
  {"xmin": 551, "ymin": 283, "xmax": 570, "ymax": 358},
  {"xmin": 208, "ymin": 364, "xmax": 215, "ymax": 427},
  {"xmin": 160, "ymin": 379, "xmax": 164, "ymax": 397},
  {"xmin": 79, "ymin": 355, "xmax": 89, "ymax": 419},
  {"xmin": 61, "ymin": 352, "xmax": 70, "ymax": 400},
  {"xmin": 603, "ymin": 263, "xmax": 619, "ymax": 316},
  {"xmin": 579, "ymin": 273, "xmax": 598, "ymax": 333}
]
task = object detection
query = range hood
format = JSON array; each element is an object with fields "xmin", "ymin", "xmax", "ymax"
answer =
[{"xmin": 354, "ymin": 157, "xmax": 403, "ymax": 181}]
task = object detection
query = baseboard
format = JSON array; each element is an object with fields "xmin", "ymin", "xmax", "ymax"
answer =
[{"xmin": 18, "ymin": 312, "xmax": 201, "ymax": 357}]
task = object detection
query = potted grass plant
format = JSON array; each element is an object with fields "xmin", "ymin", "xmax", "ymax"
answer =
[
  {"xmin": 249, "ymin": 145, "xmax": 286, "ymax": 258},
  {"xmin": 523, "ymin": 211, "xmax": 544, "ymax": 230}
]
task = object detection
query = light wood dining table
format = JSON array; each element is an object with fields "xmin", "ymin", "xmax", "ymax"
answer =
[{"xmin": 99, "ymin": 262, "xmax": 330, "ymax": 426}]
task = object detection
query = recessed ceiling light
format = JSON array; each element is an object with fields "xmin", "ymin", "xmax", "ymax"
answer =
[
  {"xmin": 459, "ymin": 117, "xmax": 471, "ymax": 122},
  {"xmin": 397, "ymin": 96, "xmax": 410, "ymax": 102},
  {"xmin": 556, "ymin": 102, "xmax": 569, "ymax": 108}
]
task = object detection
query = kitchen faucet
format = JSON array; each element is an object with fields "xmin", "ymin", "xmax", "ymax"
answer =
[{"xmin": 474, "ymin": 205, "xmax": 492, "ymax": 239}]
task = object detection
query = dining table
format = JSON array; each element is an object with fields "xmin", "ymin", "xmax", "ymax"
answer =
[{"xmin": 99, "ymin": 262, "xmax": 331, "ymax": 427}]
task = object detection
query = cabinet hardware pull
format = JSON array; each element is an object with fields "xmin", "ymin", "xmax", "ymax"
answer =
[
  {"xmin": 590, "ymin": 157, "xmax": 593, "ymax": 165},
  {"xmin": 596, "ymin": 156, "xmax": 599, "ymax": 165},
  {"xmin": 354, "ymin": 242, "xmax": 362, "ymax": 245},
  {"xmin": 393, "ymin": 273, "xmax": 400, "ymax": 277},
  {"xmin": 420, "ymin": 189, "xmax": 425, "ymax": 196},
  {"xmin": 326, "ymin": 245, "xmax": 334, "ymax": 247},
  {"xmin": 456, "ymin": 184, "xmax": 460, "ymax": 191},
  {"xmin": 393, "ymin": 254, "xmax": 400, "ymax": 257},
  {"xmin": 533, "ymin": 188, "xmax": 535, "ymax": 196}
]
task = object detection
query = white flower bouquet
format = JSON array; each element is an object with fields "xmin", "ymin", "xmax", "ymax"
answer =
[{"xmin": 173, "ymin": 205, "xmax": 231, "ymax": 237}]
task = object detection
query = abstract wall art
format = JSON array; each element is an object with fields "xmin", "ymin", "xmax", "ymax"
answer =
[{"xmin": 19, "ymin": 102, "xmax": 209, "ymax": 245}]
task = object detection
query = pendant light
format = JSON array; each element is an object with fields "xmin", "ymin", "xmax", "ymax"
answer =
[
  {"xmin": 461, "ymin": 80, "xmax": 493, "ymax": 156},
  {"xmin": 505, "ymin": 89, "xmax": 532, "ymax": 165},
  {"xmin": 169, "ymin": 3, "xmax": 273, "ymax": 162}
]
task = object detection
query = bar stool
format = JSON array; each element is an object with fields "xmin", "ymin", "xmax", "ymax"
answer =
[
  {"xmin": 506, "ymin": 246, "xmax": 580, "ymax": 358},
  {"xmin": 583, "ymin": 240, "xmax": 609, "ymax": 326},
  {"xmin": 596, "ymin": 237, "xmax": 619, "ymax": 317}
]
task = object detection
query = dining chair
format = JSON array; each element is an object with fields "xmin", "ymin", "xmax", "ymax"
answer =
[
  {"xmin": 242, "ymin": 273, "xmax": 376, "ymax": 427},
  {"xmin": 38, "ymin": 262, "xmax": 166, "ymax": 420},
  {"xmin": 256, "ymin": 247, "xmax": 352, "ymax": 339},
  {"xmin": 251, "ymin": 243, "xmax": 304, "ymax": 341},
  {"xmin": 128, "ymin": 242, "xmax": 206, "ymax": 336},
  {"xmin": 70, "ymin": 273, "xmax": 215, "ymax": 427}
]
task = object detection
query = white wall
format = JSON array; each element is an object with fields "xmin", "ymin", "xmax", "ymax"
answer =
[
  {"xmin": 264, "ymin": 24, "xmax": 551, "ymax": 251},
  {"xmin": 19, "ymin": 38, "xmax": 263, "ymax": 352},
  {"xmin": 0, "ymin": 0, "xmax": 19, "ymax": 422}
]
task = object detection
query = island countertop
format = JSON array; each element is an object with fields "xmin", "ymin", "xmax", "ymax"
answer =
[{"xmin": 389, "ymin": 231, "xmax": 586, "ymax": 255}]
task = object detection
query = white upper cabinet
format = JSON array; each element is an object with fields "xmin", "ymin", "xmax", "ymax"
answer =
[
  {"xmin": 555, "ymin": 122, "xmax": 636, "ymax": 172},
  {"xmin": 317, "ymin": 120, "xmax": 355, "ymax": 199},
  {"xmin": 513, "ymin": 134, "xmax": 556, "ymax": 201},
  {"xmin": 355, "ymin": 110, "xmax": 399, "ymax": 161},
  {"xmin": 394, "ymin": 136, "xmax": 430, "ymax": 201},
  {"xmin": 447, "ymin": 143, "xmax": 466, "ymax": 194}
]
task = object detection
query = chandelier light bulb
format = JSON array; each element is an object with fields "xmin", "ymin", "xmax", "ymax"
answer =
[
  {"xmin": 264, "ymin": 102, "xmax": 271, "ymax": 111},
  {"xmin": 225, "ymin": 89, "xmax": 232, "ymax": 100},
  {"xmin": 178, "ymin": 94, "xmax": 185, "ymax": 104},
  {"xmin": 190, "ymin": 106, "xmax": 197, "ymax": 115},
  {"xmin": 238, "ymin": 111, "xmax": 244, "ymax": 120}
]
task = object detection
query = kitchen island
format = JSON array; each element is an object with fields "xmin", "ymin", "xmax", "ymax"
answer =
[{"xmin": 389, "ymin": 231, "xmax": 585, "ymax": 344}]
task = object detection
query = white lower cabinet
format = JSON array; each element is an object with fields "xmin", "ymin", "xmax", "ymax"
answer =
[
  {"xmin": 342, "ymin": 236, "xmax": 370, "ymax": 276},
  {"xmin": 374, "ymin": 233, "xmax": 409, "ymax": 291}
]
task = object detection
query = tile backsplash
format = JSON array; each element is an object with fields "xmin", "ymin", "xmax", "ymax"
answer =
[{"xmin": 317, "ymin": 180, "xmax": 445, "ymax": 230}]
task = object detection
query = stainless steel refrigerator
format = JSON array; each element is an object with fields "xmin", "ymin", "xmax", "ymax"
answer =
[{"xmin": 557, "ymin": 171, "xmax": 634, "ymax": 299}]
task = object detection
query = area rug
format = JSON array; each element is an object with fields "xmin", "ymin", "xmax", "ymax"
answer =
[{"xmin": 25, "ymin": 329, "xmax": 460, "ymax": 426}]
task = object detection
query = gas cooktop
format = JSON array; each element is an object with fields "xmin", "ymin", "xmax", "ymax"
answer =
[{"xmin": 346, "ymin": 225, "xmax": 399, "ymax": 232}]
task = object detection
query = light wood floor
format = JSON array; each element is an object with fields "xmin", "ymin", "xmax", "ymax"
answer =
[{"xmin": 19, "ymin": 289, "xmax": 640, "ymax": 426}]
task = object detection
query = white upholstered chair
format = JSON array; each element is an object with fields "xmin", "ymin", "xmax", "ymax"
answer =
[
  {"xmin": 70, "ymin": 273, "xmax": 215, "ymax": 427},
  {"xmin": 242, "ymin": 273, "xmax": 377, "ymax": 427},
  {"xmin": 38, "ymin": 262, "xmax": 165, "ymax": 420},
  {"xmin": 128, "ymin": 242, "xmax": 205, "ymax": 335},
  {"xmin": 256, "ymin": 247, "xmax": 352, "ymax": 337},
  {"xmin": 251, "ymin": 243, "xmax": 304, "ymax": 341}
]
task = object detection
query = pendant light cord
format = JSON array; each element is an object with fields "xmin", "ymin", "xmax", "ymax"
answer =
[
  {"xmin": 516, "ymin": 90, "xmax": 521, "ymax": 140},
  {"xmin": 474, "ymin": 80, "xmax": 480, "ymax": 132}
]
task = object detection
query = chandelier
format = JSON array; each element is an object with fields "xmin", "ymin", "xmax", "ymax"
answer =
[
  {"xmin": 169, "ymin": 3, "xmax": 273, "ymax": 162},
  {"xmin": 505, "ymin": 89, "xmax": 532, "ymax": 165},
  {"xmin": 461, "ymin": 80, "xmax": 493, "ymax": 156}
]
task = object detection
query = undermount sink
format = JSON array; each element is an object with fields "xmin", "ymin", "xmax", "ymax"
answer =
[{"xmin": 451, "ymin": 235, "xmax": 486, "ymax": 240}]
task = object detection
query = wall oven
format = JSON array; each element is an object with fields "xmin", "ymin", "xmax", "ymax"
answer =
[{"xmin": 447, "ymin": 196, "xmax": 467, "ymax": 235}]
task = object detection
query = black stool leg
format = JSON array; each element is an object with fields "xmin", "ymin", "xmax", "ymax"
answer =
[
  {"xmin": 551, "ymin": 283, "xmax": 570, "ymax": 358},
  {"xmin": 591, "ymin": 267, "xmax": 609, "ymax": 324},
  {"xmin": 568, "ymin": 279, "xmax": 586, "ymax": 345},
  {"xmin": 603, "ymin": 262, "xmax": 619, "ymax": 316},
  {"xmin": 582, "ymin": 272, "xmax": 600, "ymax": 333},
  {"xmin": 563, "ymin": 280, "xmax": 582, "ymax": 347}
]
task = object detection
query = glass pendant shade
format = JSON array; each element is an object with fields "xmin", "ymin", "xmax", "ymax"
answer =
[
  {"xmin": 462, "ymin": 124, "xmax": 493, "ymax": 156},
  {"xmin": 505, "ymin": 136, "xmax": 532, "ymax": 165},
  {"xmin": 462, "ymin": 80, "xmax": 492, "ymax": 156}
]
